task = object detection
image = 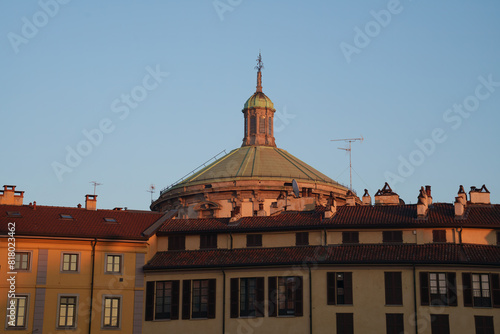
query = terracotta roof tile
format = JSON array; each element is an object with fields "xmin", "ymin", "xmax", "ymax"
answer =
[
  {"xmin": 144, "ymin": 243, "xmax": 500, "ymax": 270},
  {"xmin": 0, "ymin": 204, "xmax": 163, "ymax": 240}
]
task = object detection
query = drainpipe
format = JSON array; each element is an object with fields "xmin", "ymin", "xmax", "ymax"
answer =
[
  {"xmin": 413, "ymin": 264, "xmax": 418, "ymax": 334},
  {"xmin": 89, "ymin": 239, "xmax": 97, "ymax": 334},
  {"xmin": 323, "ymin": 228, "xmax": 327, "ymax": 246},
  {"xmin": 222, "ymin": 269, "xmax": 226, "ymax": 334},
  {"xmin": 309, "ymin": 265, "xmax": 313, "ymax": 334},
  {"xmin": 457, "ymin": 227, "xmax": 463, "ymax": 244},
  {"xmin": 229, "ymin": 232, "xmax": 233, "ymax": 249}
]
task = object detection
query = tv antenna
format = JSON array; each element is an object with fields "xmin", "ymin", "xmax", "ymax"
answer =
[
  {"xmin": 147, "ymin": 184, "xmax": 156, "ymax": 203},
  {"xmin": 330, "ymin": 137, "xmax": 363, "ymax": 190},
  {"xmin": 90, "ymin": 181, "xmax": 103, "ymax": 195}
]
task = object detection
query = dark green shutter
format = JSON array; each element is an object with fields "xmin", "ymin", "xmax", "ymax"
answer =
[
  {"xmin": 230, "ymin": 278, "xmax": 239, "ymax": 318},
  {"xmin": 462, "ymin": 273, "xmax": 473, "ymax": 307},
  {"xmin": 171, "ymin": 280, "xmax": 180, "ymax": 320},
  {"xmin": 491, "ymin": 274, "xmax": 500, "ymax": 308},
  {"xmin": 256, "ymin": 277, "xmax": 265, "ymax": 317},
  {"xmin": 344, "ymin": 272, "xmax": 353, "ymax": 305},
  {"xmin": 182, "ymin": 280, "xmax": 191, "ymax": 319},
  {"xmin": 294, "ymin": 276, "xmax": 303, "ymax": 316},
  {"xmin": 420, "ymin": 272, "xmax": 429, "ymax": 306},
  {"xmin": 327, "ymin": 272, "xmax": 336, "ymax": 305},
  {"xmin": 447, "ymin": 273, "xmax": 457, "ymax": 307},
  {"xmin": 208, "ymin": 279, "xmax": 216, "ymax": 319},
  {"xmin": 145, "ymin": 281, "xmax": 155, "ymax": 321},
  {"xmin": 268, "ymin": 277, "xmax": 277, "ymax": 317}
]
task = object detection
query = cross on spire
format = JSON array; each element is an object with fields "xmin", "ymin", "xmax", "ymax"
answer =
[{"xmin": 255, "ymin": 52, "xmax": 263, "ymax": 93}]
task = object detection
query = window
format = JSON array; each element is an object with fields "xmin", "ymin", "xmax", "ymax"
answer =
[
  {"xmin": 268, "ymin": 117, "xmax": 272, "ymax": 134},
  {"xmin": 336, "ymin": 313, "xmax": 354, "ymax": 334},
  {"xmin": 433, "ymin": 230, "xmax": 446, "ymax": 243},
  {"xmin": 295, "ymin": 232, "xmax": 309, "ymax": 246},
  {"xmin": 229, "ymin": 277, "xmax": 264, "ymax": 318},
  {"xmin": 420, "ymin": 272, "xmax": 457, "ymax": 306},
  {"xmin": 386, "ymin": 313, "xmax": 404, "ymax": 334},
  {"xmin": 430, "ymin": 314, "xmax": 450, "ymax": 334},
  {"xmin": 200, "ymin": 234, "xmax": 217, "ymax": 249},
  {"xmin": 7, "ymin": 211, "xmax": 21, "ymax": 217},
  {"xmin": 181, "ymin": 279, "xmax": 216, "ymax": 319},
  {"xmin": 168, "ymin": 235, "xmax": 186, "ymax": 251},
  {"xmin": 14, "ymin": 252, "xmax": 30, "ymax": 271},
  {"xmin": 327, "ymin": 272, "xmax": 353, "ymax": 305},
  {"xmin": 475, "ymin": 316, "xmax": 494, "ymax": 334},
  {"xmin": 57, "ymin": 296, "xmax": 77, "ymax": 328},
  {"xmin": 102, "ymin": 296, "xmax": 121, "ymax": 328},
  {"xmin": 259, "ymin": 117, "xmax": 265, "ymax": 133},
  {"xmin": 268, "ymin": 276, "xmax": 303, "ymax": 317},
  {"xmin": 342, "ymin": 231, "xmax": 359, "ymax": 244},
  {"xmin": 383, "ymin": 231, "xmax": 403, "ymax": 243},
  {"xmin": 145, "ymin": 281, "xmax": 180, "ymax": 321},
  {"xmin": 385, "ymin": 272, "xmax": 403, "ymax": 305},
  {"xmin": 103, "ymin": 217, "xmax": 117, "ymax": 223},
  {"xmin": 61, "ymin": 253, "xmax": 79, "ymax": 272},
  {"xmin": 105, "ymin": 254, "xmax": 122, "ymax": 274},
  {"xmin": 246, "ymin": 234, "xmax": 262, "ymax": 247},
  {"xmin": 463, "ymin": 273, "xmax": 500, "ymax": 308},
  {"xmin": 7, "ymin": 295, "xmax": 28, "ymax": 328},
  {"xmin": 250, "ymin": 116, "xmax": 256, "ymax": 134},
  {"xmin": 60, "ymin": 214, "xmax": 73, "ymax": 219}
]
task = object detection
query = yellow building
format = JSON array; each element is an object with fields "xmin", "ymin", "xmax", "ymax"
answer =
[{"xmin": 0, "ymin": 186, "xmax": 165, "ymax": 333}]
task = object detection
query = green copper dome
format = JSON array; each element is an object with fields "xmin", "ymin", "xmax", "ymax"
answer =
[{"xmin": 243, "ymin": 92, "xmax": 275, "ymax": 110}]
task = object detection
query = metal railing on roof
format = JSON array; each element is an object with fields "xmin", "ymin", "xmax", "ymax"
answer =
[{"xmin": 159, "ymin": 150, "xmax": 228, "ymax": 196}]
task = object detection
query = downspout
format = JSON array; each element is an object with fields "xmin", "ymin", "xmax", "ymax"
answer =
[
  {"xmin": 89, "ymin": 238, "xmax": 97, "ymax": 334},
  {"xmin": 229, "ymin": 232, "xmax": 233, "ymax": 249},
  {"xmin": 222, "ymin": 269, "xmax": 226, "ymax": 334},
  {"xmin": 309, "ymin": 265, "xmax": 313, "ymax": 334},
  {"xmin": 413, "ymin": 264, "xmax": 418, "ymax": 334},
  {"xmin": 323, "ymin": 228, "xmax": 327, "ymax": 246}
]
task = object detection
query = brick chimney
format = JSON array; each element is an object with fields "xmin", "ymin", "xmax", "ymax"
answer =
[
  {"xmin": 0, "ymin": 185, "xmax": 24, "ymax": 206},
  {"xmin": 85, "ymin": 194, "xmax": 97, "ymax": 211},
  {"xmin": 417, "ymin": 187, "xmax": 428, "ymax": 217},
  {"xmin": 362, "ymin": 189, "xmax": 371, "ymax": 205},
  {"xmin": 374, "ymin": 183, "xmax": 400, "ymax": 205},
  {"xmin": 469, "ymin": 185, "xmax": 490, "ymax": 204},
  {"xmin": 457, "ymin": 185, "xmax": 467, "ymax": 204},
  {"xmin": 425, "ymin": 185, "xmax": 433, "ymax": 205},
  {"xmin": 345, "ymin": 190, "xmax": 356, "ymax": 206}
]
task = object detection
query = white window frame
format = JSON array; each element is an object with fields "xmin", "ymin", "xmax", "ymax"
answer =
[
  {"xmin": 104, "ymin": 253, "xmax": 123, "ymax": 274},
  {"xmin": 14, "ymin": 250, "xmax": 32, "ymax": 272},
  {"xmin": 101, "ymin": 295, "xmax": 122, "ymax": 330},
  {"xmin": 56, "ymin": 294, "xmax": 79, "ymax": 329},
  {"xmin": 60, "ymin": 252, "xmax": 81, "ymax": 273},
  {"xmin": 5, "ymin": 293, "xmax": 29, "ymax": 330}
]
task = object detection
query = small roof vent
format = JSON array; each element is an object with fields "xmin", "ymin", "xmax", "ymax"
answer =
[{"xmin": 6, "ymin": 211, "xmax": 21, "ymax": 217}]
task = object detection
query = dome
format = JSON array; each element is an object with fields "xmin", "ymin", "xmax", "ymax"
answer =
[
  {"xmin": 167, "ymin": 146, "xmax": 344, "ymax": 190},
  {"xmin": 243, "ymin": 92, "xmax": 275, "ymax": 110}
]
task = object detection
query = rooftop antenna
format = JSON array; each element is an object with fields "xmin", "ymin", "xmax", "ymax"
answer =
[
  {"xmin": 330, "ymin": 137, "xmax": 363, "ymax": 190},
  {"xmin": 89, "ymin": 181, "xmax": 102, "ymax": 195},
  {"xmin": 147, "ymin": 184, "xmax": 156, "ymax": 203}
]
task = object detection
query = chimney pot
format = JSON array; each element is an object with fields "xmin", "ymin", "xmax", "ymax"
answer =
[{"xmin": 85, "ymin": 194, "xmax": 97, "ymax": 211}]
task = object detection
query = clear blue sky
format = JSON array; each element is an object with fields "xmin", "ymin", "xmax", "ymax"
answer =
[{"xmin": 1, "ymin": 0, "xmax": 499, "ymax": 210}]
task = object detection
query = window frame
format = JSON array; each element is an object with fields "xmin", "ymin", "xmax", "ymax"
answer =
[
  {"xmin": 472, "ymin": 273, "xmax": 492, "ymax": 307},
  {"xmin": 327, "ymin": 272, "xmax": 353, "ymax": 305},
  {"xmin": 192, "ymin": 279, "xmax": 210, "ymax": 319},
  {"xmin": 342, "ymin": 231, "xmax": 359, "ymax": 244},
  {"xmin": 475, "ymin": 315, "xmax": 495, "ymax": 334},
  {"xmin": 101, "ymin": 295, "xmax": 122, "ymax": 329},
  {"xmin": 200, "ymin": 234, "xmax": 217, "ymax": 249},
  {"xmin": 295, "ymin": 232, "xmax": 309, "ymax": 246},
  {"xmin": 239, "ymin": 278, "xmax": 258, "ymax": 317},
  {"xmin": 5, "ymin": 294, "xmax": 29, "ymax": 329},
  {"xmin": 385, "ymin": 272, "xmax": 403, "ymax": 305},
  {"xmin": 104, "ymin": 254, "xmax": 123, "ymax": 275},
  {"xmin": 60, "ymin": 252, "xmax": 80, "ymax": 273},
  {"xmin": 383, "ymin": 231, "xmax": 403, "ymax": 243},
  {"xmin": 168, "ymin": 235, "xmax": 186, "ymax": 251},
  {"xmin": 56, "ymin": 294, "xmax": 78, "ymax": 329},
  {"xmin": 14, "ymin": 251, "xmax": 32, "ymax": 272},
  {"xmin": 246, "ymin": 234, "xmax": 262, "ymax": 247},
  {"xmin": 432, "ymin": 230, "xmax": 447, "ymax": 243},
  {"xmin": 155, "ymin": 281, "xmax": 173, "ymax": 320},
  {"xmin": 277, "ymin": 276, "xmax": 299, "ymax": 316}
]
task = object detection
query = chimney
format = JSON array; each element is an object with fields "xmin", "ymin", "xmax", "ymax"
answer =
[
  {"xmin": 346, "ymin": 190, "xmax": 356, "ymax": 206},
  {"xmin": 374, "ymin": 183, "xmax": 400, "ymax": 205},
  {"xmin": 469, "ymin": 185, "xmax": 490, "ymax": 204},
  {"xmin": 0, "ymin": 185, "xmax": 24, "ymax": 206},
  {"xmin": 454, "ymin": 196, "xmax": 465, "ymax": 217},
  {"xmin": 425, "ymin": 185, "xmax": 433, "ymax": 205},
  {"xmin": 324, "ymin": 200, "xmax": 337, "ymax": 219},
  {"xmin": 85, "ymin": 194, "xmax": 97, "ymax": 211},
  {"xmin": 457, "ymin": 185, "xmax": 467, "ymax": 204},
  {"xmin": 362, "ymin": 189, "xmax": 371, "ymax": 205},
  {"xmin": 417, "ymin": 186, "xmax": 428, "ymax": 217}
]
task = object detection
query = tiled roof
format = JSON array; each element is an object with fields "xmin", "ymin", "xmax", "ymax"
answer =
[
  {"xmin": 157, "ymin": 211, "xmax": 324, "ymax": 234},
  {"xmin": 157, "ymin": 204, "xmax": 500, "ymax": 234},
  {"xmin": 0, "ymin": 204, "xmax": 163, "ymax": 240},
  {"xmin": 144, "ymin": 243, "xmax": 500, "ymax": 270}
]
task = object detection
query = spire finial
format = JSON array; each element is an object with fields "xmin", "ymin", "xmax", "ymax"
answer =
[{"xmin": 255, "ymin": 51, "xmax": 263, "ymax": 92}]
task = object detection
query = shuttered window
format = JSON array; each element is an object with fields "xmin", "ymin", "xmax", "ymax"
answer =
[
  {"xmin": 383, "ymin": 231, "xmax": 403, "ymax": 243},
  {"xmin": 327, "ymin": 272, "xmax": 353, "ymax": 305},
  {"xmin": 385, "ymin": 272, "xmax": 403, "ymax": 305},
  {"xmin": 268, "ymin": 276, "xmax": 303, "ymax": 317},
  {"xmin": 168, "ymin": 235, "xmax": 185, "ymax": 251},
  {"xmin": 336, "ymin": 313, "xmax": 354, "ymax": 334},
  {"xmin": 475, "ymin": 316, "xmax": 495, "ymax": 334},
  {"xmin": 230, "ymin": 277, "xmax": 264, "ymax": 318},
  {"xmin": 430, "ymin": 314, "xmax": 450, "ymax": 334},
  {"xmin": 181, "ymin": 279, "xmax": 216, "ymax": 319},
  {"xmin": 145, "ymin": 281, "xmax": 180, "ymax": 321},
  {"xmin": 420, "ymin": 272, "xmax": 457, "ymax": 306},
  {"xmin": 200, "ymin": 234, "xmax": 217, "ymax": 249},
  {"xmin": 386, "ymin": 313, "xmax": 404, "ymax": 334},
  {"xmin": 295, "ymin": 232, "xmax": 309, "ymax": 246},
  {"xmin": 432, "ymin": 230, "xmax": 446, "ymax": 243},
  {"xmin": 342, "ymin": 231, "xmax": 359, "ymax": 244}
]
